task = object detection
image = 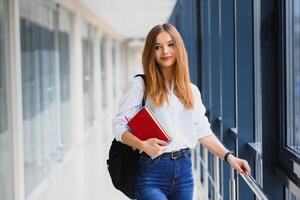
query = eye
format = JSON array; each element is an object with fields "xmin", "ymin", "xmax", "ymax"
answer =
[
  {"xmin": 154, "ymin": 45, "xmax": 161, "ymax": 50},
  {"xmin": 168, "ymin": 43, "xmax": 174, "ymax": 47}
]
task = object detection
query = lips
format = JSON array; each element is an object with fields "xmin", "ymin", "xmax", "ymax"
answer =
[{"xmin": 161, "ymin": 56, "xmax": 173, "ymax": 60}]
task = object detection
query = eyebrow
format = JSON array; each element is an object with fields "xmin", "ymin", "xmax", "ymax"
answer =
[{"xmin": 155, "ymin": 40, "xmax": 173, "ymax": 45}]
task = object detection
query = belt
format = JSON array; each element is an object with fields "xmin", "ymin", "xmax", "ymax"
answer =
[{"xmin": 142, "ymin": 148, "xmax": 190, "ymax": 159}]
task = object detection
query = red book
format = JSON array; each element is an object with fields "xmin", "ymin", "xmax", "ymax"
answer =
[{"xmin": 125, "ymin": 107, "xmax": 172, "ymax": 143}]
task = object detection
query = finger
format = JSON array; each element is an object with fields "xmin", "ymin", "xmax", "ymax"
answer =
[
  {"xmin": 146, "ymin": 138, "xmax": 155, "ymax": 145},
  {"xmin": 153, "ymin": 138, "xmax": 168, "ymax": 146},
  {"xmin": 148, "ymin": 138, "xmax": 157, "ymax": 145},
  {"xmin": 149, "ymin": 138, "xmax": 156, "ymax": 143},
  {"xmin": 159, "ymin": 146, "xmax": 167, "ymax": 152},
  {"xmin": 243, "ymin": 162, "xmax": 251, "ymax": 175},
  {"xmin": 157, "ymin": 150, "xmax": 165, "ymax": 156},
  {"xmin": 152, "ymin": 144, "xmax": 161, "ymax": 151},
  {"xmin": 241, "ymin": 167, "xmax": 249, "ymax": 175},
  {"xmin": 153, "ymin": 143, "xmax": 167, "ymax": 151},
  {"xmin": 235, "ymin": 165, "xmax": 244, "ymax": 174},
  {"xmin": 156, "ymin": 150, "xmax": 165, "ymax": 157}
]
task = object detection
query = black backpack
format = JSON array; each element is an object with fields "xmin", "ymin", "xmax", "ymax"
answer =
[{"xmin": 106, "ymin": 74, "xmax": 146, "ymax": 199}]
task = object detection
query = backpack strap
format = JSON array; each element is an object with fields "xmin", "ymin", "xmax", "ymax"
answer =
[{"xmin": 134, "ymin": 74, "xmax": 146, "ymax": 107}]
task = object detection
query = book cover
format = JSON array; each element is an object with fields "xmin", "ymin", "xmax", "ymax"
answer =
[{"xmin": 125, "ymin": 107, "xmax": 172, "ymax": 143}]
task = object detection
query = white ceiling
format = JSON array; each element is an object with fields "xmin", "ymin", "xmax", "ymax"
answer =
[{"xmin": 80, "ymin": 0, "xmax": 177, "ymax": 40}]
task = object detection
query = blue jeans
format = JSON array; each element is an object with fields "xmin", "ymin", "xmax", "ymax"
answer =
[{"xmin": 135, "ymin": 150, "xmax": 194, "ymax": 200}]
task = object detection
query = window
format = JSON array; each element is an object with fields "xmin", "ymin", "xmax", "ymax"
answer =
[
  {"xmin": 100, "ymin": 36, "xmax": 107, "ymax": 109},
  {"xmin": 112, "ymin": 40, "xmax": 117, "ymax": 99},
  {"xmin": 58, "ymin": 7, "xmax": 72, "ymax": 153},
  {"xmin": 20, "ymin": 0, "xmax": 64, "ymax": 196},
  {"xmin": 279, "ymin": 1, "xmax": 300, "ymax": 194},
  {"xmin": 82, "ymin": 21, "xmax": 95, "ymax": 129},
  {"xmin": 253, "ymin": 0, "xmax": 263, "ymax": 186},
  {"xmin": 0, "ymin": 0, "xmax": 14, "ymax": 199},
  {"xmin": 286, "ymin": 0, "xmax": 300, "ymax": 156},
  {"xmin": 0, "ymin": 0, "xmax": 7, "ymax": 133}
]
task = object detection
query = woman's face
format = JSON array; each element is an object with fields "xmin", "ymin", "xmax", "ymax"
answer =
[{"xmin": 154, "ymin": 31, "xmax": 176, "ymax": 69}]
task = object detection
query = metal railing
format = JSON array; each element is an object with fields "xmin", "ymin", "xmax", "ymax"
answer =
[
  {"xmin": 239, "ymin": 173, "xmax": 269, "ymax": 200},
  {"xmin": 194, "ymin": 145, "xmax": 269, "ymax": 200}
]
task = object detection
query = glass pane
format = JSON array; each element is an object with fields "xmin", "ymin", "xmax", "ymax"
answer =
[
  {"xmin": 82, "ymin": 21, "xmax": 95, "ymax": 129},
  {"xmin": 0, "ymin": 0, "xmax": 7, "ymax": 133},
  {"xmin": 288, "ymin": 0, "xmax": 300, "ymax": 154},
  {"xmin": 293, "ymin": 1, "xmax": 300, "ymax": 153},
  {"xmin": 101, "ymin": 36, "xmax": 107, "ymax": 108},
  {"xmin": 112, "ymin": 40, "xmax": 117, "ymax": 99},
  {"xmin": 0, "ymin": 0, "xmax": 14, "ymax": 199},
  {"xmin": 20, "ymin": 0, "xmax": 62, "ymax": 196},
  {"xmin": 58, "ymin": 7, "xmax": 72, "ymax": 153}
]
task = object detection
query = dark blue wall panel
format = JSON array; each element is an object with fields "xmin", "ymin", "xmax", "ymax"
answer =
[
  {"xmin": 210, "ymin": 0, "xmax": 221, "ymax": 124},
  {"xmin": 261, "ymin": 0, "xmax": 284, "ymax": 199},
  {"xmin": 220, "ymin": 1, "xmax": 236, "ymax": 199},
  {"xmin": 235, "ymin": 0, "xmax": 255, "ymax": 199},
  {"xmin": 169, "ymin": 0, "xmax": 200, "ymax": 86},
  {"xmin": 199, "ymin": 0, "xmax": 211, "ymax": 109}
]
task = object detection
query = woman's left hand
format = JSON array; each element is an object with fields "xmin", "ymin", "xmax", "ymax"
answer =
[{"xmin": 227, "ymin": 154, "xmax": 251, "ymax": 175}]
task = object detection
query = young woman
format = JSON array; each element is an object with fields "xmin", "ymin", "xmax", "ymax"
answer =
[{"xmin": 112, "ymin": 23, "xmax": 250, "ymax": 200}]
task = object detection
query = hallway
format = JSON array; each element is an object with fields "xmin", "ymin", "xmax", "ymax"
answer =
[
  {"xmin": 26, "ymin": 116, "xmax": 125, "ymax": 200},
  {"xmin": 1, "ymin": 0, "xmax": 299, "ymax": 199}
]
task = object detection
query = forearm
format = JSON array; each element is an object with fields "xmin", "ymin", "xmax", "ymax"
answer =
[
  {"xmin": 199, "ymin": 134, "xmax": 230, "ymax": 160},
  {"xmin": 121, "ymin": 130, "xmax": 145, "ymax": 151}
]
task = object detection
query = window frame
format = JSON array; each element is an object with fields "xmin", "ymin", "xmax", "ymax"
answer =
[
  {"xmin": 100, "ymin": 35, "xmax": 107, "ymax": 109},
  {"xmin": 81, "ymin": 20, "xmax": 95, "ymax": 129},
  {"xmin": 253, "ymin": 0, "xmax": 264, "ymax": 187},
  {"xmin": 279, "ymin": 0, "xmax": 300, "ymax": 185}
]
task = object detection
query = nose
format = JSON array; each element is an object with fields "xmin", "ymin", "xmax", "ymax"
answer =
[{"xmin": 162, "ymin": 46, "xmax": 169, "ymax": 55}]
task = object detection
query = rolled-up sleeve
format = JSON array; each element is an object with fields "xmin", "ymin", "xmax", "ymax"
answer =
[
  {"xmin": 112, "ymin": 77, "xmax": 144, "ymax": 142},
  {"xmin": 191, "ymin": 84, "xmax": 214, "ymax": 140}
]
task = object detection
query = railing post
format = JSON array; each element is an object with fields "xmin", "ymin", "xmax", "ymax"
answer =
[
  {"xmin": 229, "ymin": 168, "xmax": 236, "ymax": 200},
  {"xmin": 194, "ymin": 145, "xmax": 201, "ymax": 199},
  {"xmin": 214, "ymin": 156, "xmax": 220, "ymax": 200},
  {"xmin": 203, "ymin": 148, "xmax": 209, "ymax": 199}
]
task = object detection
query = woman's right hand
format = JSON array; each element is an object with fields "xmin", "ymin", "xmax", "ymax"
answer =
[{"xmin": 141, "ymin": 138, "xmax": 167, "ymax": 159}]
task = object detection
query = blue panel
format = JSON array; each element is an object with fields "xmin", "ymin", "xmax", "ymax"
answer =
[
  {"xmin": 200, "ymin": 0, "xmax": 211, "ymax": 109},
  {"xmin": 235, "ymin": 0, "xmax": 254, "ymax": 149},
  {"xmin": 220, "ymin": 1, "xmax": 235, "ymax": 130},
  {"xmin": 220, "ymin": 1, "xmax": 235, "ymax": 199},
  {"xmin": 210, "ymin": 0, "xmax": 221, "ymax": 130},
  {"xmin": 169, "ymin": 0, "xmax": 200, "ymax": 85},
  {"xmin": 235, "ymin": 0, "xmax": 255, "ymax": 199},
  {"xmin": 260, "ymin": 0, "xmax": 285, "ymax": 199}
]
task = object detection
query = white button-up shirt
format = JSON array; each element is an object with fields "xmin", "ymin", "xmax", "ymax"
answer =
[{"xmin": 112, "ymin": 76, "xmax": 213, "ymax": 152}]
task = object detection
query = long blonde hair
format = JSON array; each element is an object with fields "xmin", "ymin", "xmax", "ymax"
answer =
[{"xmin": 142, "ymin": 23, "xmax": 194, "ymax": 109}]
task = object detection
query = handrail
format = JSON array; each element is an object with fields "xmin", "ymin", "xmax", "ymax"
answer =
[
  {"xmin": 227, "ymin": 125, "xmax": 267, "ymax": 200},
  {"xmin": 239, "ymin": 173, "xmax": 269, "ymax": 200}
]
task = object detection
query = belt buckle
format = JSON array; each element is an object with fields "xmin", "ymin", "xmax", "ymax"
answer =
[
  {"xmin": 171, "ymin": 153, "xmax": 177, "ymax": 159},
  {"xmin": 171, "ymin": 151, "xmax": 181, "ymax": 159}
]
